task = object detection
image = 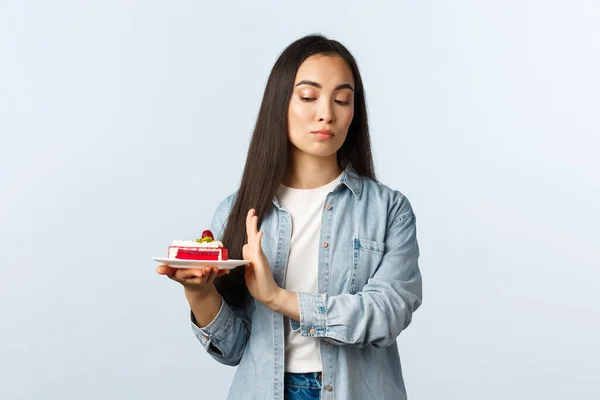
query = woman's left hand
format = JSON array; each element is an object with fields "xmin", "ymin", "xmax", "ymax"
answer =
[{"xmin": 243, "ymin": 208, "xmax": 282, "ymax": 307}]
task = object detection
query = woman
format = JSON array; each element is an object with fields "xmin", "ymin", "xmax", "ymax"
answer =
[{"xmin": 157, "ymin": 34, "xmax": 422, "ymax": 400}]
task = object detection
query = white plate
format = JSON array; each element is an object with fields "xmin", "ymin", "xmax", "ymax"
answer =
[{"xmin": 153, "ymin": 257, "xmax": 249, "ymax": 269}]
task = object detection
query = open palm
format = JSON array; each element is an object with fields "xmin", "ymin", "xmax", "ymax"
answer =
[{"xmin": 243, "ymin": 208, "xmax": 281, "ymax": 305}]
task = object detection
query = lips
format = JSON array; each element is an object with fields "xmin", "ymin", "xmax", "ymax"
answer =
[{"xmin": 311, "ymin": 130, "xmax": 335, "ymax": 140}]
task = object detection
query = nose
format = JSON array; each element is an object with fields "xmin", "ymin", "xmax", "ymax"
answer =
[{"xmin": 316, "ymin": 99, "xmax": 335, "ymax": 124}]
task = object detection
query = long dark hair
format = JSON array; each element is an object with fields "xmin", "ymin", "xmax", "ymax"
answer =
[{"xmin": 214, "ymin": 34, "xmax": 377, "ymax": 308}]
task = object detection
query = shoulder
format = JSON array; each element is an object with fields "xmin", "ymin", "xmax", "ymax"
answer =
[
  {"xmin": 359, "ymin": 176, "xmax": 416, "ymax": 229},
  {"xmin": 215, "ymin": 190, "xmax": 239, "ymax": 214},
  {"xmin": 210, "ymin": 190, "xmax": 239, "ymax": 238}
]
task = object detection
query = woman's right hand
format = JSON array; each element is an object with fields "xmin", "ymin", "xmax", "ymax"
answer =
[{"xmin": 156, "ymin": 264, "xmax": 230, "ymax": 294}]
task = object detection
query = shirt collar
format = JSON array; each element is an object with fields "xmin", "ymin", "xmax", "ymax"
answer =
[
  {"xmin": 337, "ymin": 164, "xmax": 363, "ymax": 199},
  {"xmin": 272, "ymin": 165, "xmax": 363, "ymax": 208}
]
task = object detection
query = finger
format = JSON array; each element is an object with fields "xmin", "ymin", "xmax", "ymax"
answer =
[
  {"xmin": 156, "ymin": 264, "xmax": 176, "ymax": 276},
  {"xmin": 246, "ymin": 209, "xmax": 253, "ymax": 230},
  {"xmin": 256, "ymin": 231, "xmax": 264, "ymax": 254},
  {"xmin": 201, "ymin": 265, "xmax": 218, "ymax": 276},
  {"xmin": 180, "ymin": 268, "xmax": 204, "ymax": 280},
  {"xmin": 246, "ymin": 209, "xmax": 255, "ymax": 245},
  {"xmin": 251, "ymin": 215, "xmax": 259, "ymax": 247},
  {"xmin": 198, "ymin": 265, "xmax": 216, "ymax": 276},
  {"xmin": 186, "ymin": 266, "xmax": 216, "ymax": 282},
  {"xmin": 182, "ymin": 269, "xmax": 210, "ymax": 284},
  {"xmin": 206, "ymin": 267, "xmax": 220, "ymax": 283},
  {"xmin": 249, "ymin": 209, "xmax": 259, "ymax": 244},
  {"xmin": 159, "ymin": 265, "xmax": 179, "ymax": 280},
  {"xmin": 216, "ymin": 269, "xmax": 230, "ymax": 277},
  {"xmin": 182, "ymin": 275, "xmax": 208, "ymax": 286}
]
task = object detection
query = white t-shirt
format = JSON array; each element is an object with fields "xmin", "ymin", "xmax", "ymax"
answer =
[{"xmin": 276, "ymin": 171, "xmax": 343, "ymax": 373}]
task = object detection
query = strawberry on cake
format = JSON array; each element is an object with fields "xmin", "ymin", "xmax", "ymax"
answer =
[{"xmin": 168, "ymin": 230, "xmax": 229, "ymax": 261}]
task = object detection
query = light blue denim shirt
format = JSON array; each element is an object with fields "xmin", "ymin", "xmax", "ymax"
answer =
[{"xmin": 191, "ymin": 166, "xmax": 422, "ymax": 400}]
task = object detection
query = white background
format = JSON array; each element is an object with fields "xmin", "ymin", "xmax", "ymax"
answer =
[{"xmin": 1, "ymin": 1, "xmax": 598, "ymax": 399}]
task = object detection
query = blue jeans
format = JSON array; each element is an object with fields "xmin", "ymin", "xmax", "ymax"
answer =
[{"xmin": 284, "ymin": 372, "xmax": 322, "ymax": 400}]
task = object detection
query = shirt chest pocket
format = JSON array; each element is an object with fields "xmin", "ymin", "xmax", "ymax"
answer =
[{"xmin": 348, "ymin": 238, "xmax": 385, "ymax": 294}]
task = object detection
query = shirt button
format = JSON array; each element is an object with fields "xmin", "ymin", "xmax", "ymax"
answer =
[
  {"xmin": 326, "ymin": 204, "xmax": 332, "ymax": 210},
  {"xmin": 325, "ymin": 385, "xmax": 332, "ymax": 391},
  {"xmin": 309, "ymin": 328, "xmax": 316, "ymax": 335},
  {"xmin": 322, "ymin": 241, "xmax": 329, "ymax": 248}
]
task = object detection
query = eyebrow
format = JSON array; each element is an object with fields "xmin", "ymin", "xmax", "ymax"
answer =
[{"xmin": 295, "ymin": 80, "xmax": 354, "ymax": 92}]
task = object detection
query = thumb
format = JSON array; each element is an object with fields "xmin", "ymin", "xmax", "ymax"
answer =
[{"xmin": 156, "ymin": 264, "xmax": 176, "ymax": 276}]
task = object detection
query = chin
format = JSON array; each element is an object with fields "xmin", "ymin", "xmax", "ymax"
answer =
[
  {"xmin": 289, "ymin": 138, "xmax": 343, "ymax": 158},
  {"xmin": 302, "ymin": 146, "xmax": 341, "ymax": 158}
]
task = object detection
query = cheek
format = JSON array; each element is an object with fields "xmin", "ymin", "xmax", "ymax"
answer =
[
  {"xmin": 288, "ymin": 101, "xmax": 314, "ymax": 128},
  {"xmin": 288, "ymin": 103, "xmax": 309, "ymax": 145},
  {"xmin": 334, "ymin": 109, "xmax": 354, "ymax": 143},
  {"xmin": 339, "ymin": 107, "xmax": 354, "ymax": 130}
]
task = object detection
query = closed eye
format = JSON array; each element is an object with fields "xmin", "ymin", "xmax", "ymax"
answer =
[{"xmin": 300, "ymin": 97, "xmax": 350, "ymax": 105}]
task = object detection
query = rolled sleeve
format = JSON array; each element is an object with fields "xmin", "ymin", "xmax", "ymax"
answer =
[
  {"xmin": 190, "ymin": 299, "xmax": 226, "ymax": 346},
  {"xmin": 190, "ymin": 298, "xmax": 248, "ymax": 364},
  {"xmin": 296, "ymin": 292, "xmax": 328, "ymax": 336}
]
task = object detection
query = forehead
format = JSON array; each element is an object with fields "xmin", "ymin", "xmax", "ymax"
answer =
[{"xmin": 294, "ymin": 54, "xmax": 354, "ymax": 87}]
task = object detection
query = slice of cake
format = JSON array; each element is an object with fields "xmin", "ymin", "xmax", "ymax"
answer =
[{"xmin": 168, "ymin": 230, "xmax": 229, "ymax": 261}]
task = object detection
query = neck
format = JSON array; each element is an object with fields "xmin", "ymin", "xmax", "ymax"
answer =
[{"xmin": 282, "ymin": 151, "xmax": 342, "ymax": 189}]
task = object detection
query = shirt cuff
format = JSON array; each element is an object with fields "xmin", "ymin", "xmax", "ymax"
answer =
[
  {"xmin": 190, "ymin": 296, "xmax": 233, "ymax": 348},
  {"xmin": 296, "ymin": 292, "xmax": 328, "ymax": 337}
]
